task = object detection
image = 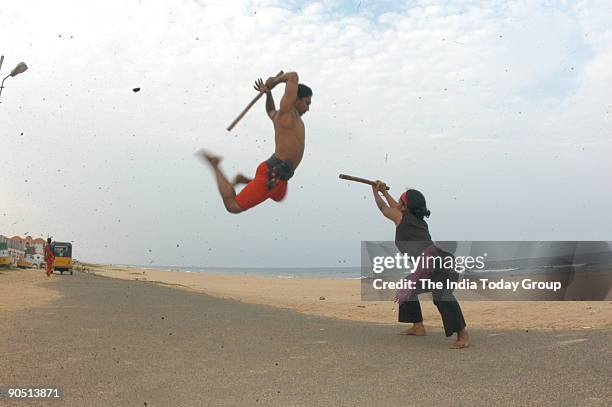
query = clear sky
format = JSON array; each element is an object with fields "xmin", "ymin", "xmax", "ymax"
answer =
[{"xmin": 1, "ymin": 0, "xmax": 610, "ymax": 267}]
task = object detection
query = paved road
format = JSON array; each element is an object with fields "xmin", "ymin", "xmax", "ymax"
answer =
[{"xmin": 1, "ymin": 273, "xmax": 610, "ymax": 406}]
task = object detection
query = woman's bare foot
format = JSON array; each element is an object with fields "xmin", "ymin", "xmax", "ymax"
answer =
[
  {"xmin": 450, "ymin": 328, "xmax": 470, "ymax": 349},
  {"xmin": 399, "ymin": 323, "xmax": 426, "ymax": 336},
  {"xmin": 232, "ymin": 173, "xmax": 252, "ymax": 186}
]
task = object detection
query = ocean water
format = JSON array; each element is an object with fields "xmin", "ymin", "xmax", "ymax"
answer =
[
  {"xmin": 116, "ymin": 248, "xmax": 612, "ymax": 280},
  {"xmin": 118, "ymin": 264, "xmax": 362, "ymax": 279}
]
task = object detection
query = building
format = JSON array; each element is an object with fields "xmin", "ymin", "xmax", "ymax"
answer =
[
  {"xmin": 33, "ymin": 238, "xmax": 45, "ymax": 253},
  {"xmin": 28, "ymin": 237, "xmax": 46, "ymax": 255},
  {"xmin": 0, "ymin": 235, "xmax": 26, "ymax": 264}
]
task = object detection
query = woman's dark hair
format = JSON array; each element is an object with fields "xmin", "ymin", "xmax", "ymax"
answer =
[
  {"xmin": 411, "ymin": 206, "xmax": 431, "ymax": 220},
  {"xmin": 297, "ymin": 84, "xmax": 312, "ymax": 99},
  {"xmin": 404, "ymin": 189, "xmax": 431, "ymax": 220}
]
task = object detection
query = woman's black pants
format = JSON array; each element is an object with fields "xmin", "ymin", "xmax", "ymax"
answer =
[{"xmin": 398, "ymin": 271, "xmax": 466, "ymax": 337}]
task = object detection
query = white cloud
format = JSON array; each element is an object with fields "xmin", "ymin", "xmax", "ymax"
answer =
[{"xmin": 1, "ymin": 0, "xmax": 610, "ymax": 266}]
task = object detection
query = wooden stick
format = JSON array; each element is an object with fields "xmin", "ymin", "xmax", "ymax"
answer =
[
  {"xmin": 339, "ymin": 174, "xmax": 390, "ymax": 190},
  {"xmin": 226, "ymin": 71, "xmax": 283, "ymax": 132}
]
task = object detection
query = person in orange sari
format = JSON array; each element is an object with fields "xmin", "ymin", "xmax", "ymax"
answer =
[{"xmin": 44, "ymin": 238, "xmax": 55, "ymax": 277}]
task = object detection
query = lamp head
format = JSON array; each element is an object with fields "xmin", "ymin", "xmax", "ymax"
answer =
[{"xmin": 10, "ymin": 62, "xmax": 28, "ymax": 77}]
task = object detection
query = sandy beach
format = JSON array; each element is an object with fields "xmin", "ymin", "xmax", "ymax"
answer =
[
  {"xmin": 0, "ymin": 268, "xmax": 63, "ymax": 313},
  {"xmin": 84, "ymin": 265, "xmax": 612, "ymax": 331}
]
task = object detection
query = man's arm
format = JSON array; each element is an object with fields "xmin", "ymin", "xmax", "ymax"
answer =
[
  {"xmin": 254, "ymin": 78, "xmax": 276, "ymax": 120},
  {"xmin": 264, "ymin": 91, "xmax": 276, "ymax": 119},
  {"xmin": 265, "ymin": 71, "xmax": 299, "ymax": 115}
]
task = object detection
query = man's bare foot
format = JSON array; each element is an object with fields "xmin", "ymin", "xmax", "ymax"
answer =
[
  {"xmin": 450, "ymin": 328, "xmax": 469, "ymax": 349},
  {"xmin": 232, "ymin": 173, "xmax": 252, "ymax": 186},
  {"xmin": 197, "ymin": 149, "xmax": 222, "ymax": 168},
  {"xmin": 399, "ymin": 324, "xmax": 426, "ymax": 336}
]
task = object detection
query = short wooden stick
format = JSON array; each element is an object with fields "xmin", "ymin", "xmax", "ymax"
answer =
[
  {"xmin": 339, "ymin": 174, "xmax": 390, "ymax": 190},
  {"xmin": 226, "ymin": 71, "xmax": 284, "ymax": 132}
]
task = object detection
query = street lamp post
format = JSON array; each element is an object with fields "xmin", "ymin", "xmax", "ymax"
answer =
[{"xmin": 0, "ymin": 56, "xmax": 28, "ymax": 100}]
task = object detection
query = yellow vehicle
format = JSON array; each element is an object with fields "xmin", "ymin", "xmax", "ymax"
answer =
[
  {"xmin": 52, "ymin": 242, "xmax": 73, "ymax": 275},
  {"xmin": 17, "ymin": 257, "xmax": 33, "ymax": 269},
  {"xmin": 0, "ymin": 242, "xmax": 11, "ymax": 268}
]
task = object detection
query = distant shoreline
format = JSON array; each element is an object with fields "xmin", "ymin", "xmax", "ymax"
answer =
[{"xmin": 89, "ymin": 263, "xmax": 363, "ymax": 279}]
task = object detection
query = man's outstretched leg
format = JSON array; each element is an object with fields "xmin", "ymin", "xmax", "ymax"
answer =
[{"xmin": 198, "ymin": 150, "xmax": 245, "ymax": 214}]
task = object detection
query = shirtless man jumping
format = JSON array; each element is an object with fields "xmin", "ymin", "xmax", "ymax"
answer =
[{"xmin": 199, "ymin": 71, "xmax": 312, "ymax": 213}]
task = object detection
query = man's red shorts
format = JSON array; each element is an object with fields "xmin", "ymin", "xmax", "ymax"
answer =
[{"xmin": 235, "ymin": 161, "xmax": 288, "ymax": 210}]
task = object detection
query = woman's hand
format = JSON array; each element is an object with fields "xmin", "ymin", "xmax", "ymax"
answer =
[{"xmin": 372, "ymin": 180, "xmax": 387, "ymax": 193}]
